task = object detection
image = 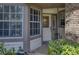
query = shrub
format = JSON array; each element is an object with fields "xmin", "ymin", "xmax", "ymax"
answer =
[
  {"xmin": 0, "ymin": 43, "xmax": 16, "ymax": 55},
  {"xmin": 48, "ymin": 39, "xmax": 79, "ymax": 55}
]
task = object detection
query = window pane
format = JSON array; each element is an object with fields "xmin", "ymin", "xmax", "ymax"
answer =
[
  {"xmin": 43, "ymin": 16, "xmax": 49, "ymax": 27},
  {"xmin": 30, "ymin": 8, "xmax": 33, "ymax": 14},
  {"xmin": 4, "ymin": 30, "xmax": 9, "ymax": 37},
  {"xmin": 37, "ymin": 29, "xmax": 40, "ymax": 34},
  {"xmin": 11, "ymin": 14, "xmax": 15, "ymax": 20},
  {"xmin": 34, "ymin": 15, "xmax": 38, "ymax": 21},
  {"xmin": 11, "ymin": 6, "xmax": 15, "ymax": 12},
  {"xmin": 36, "ymin": 10, "xmax": 38, "ymax": 15},
  {"xmin": 34, "ymin": 29, "xmax": 36, "ymax": 35},
  {"xmin": 15, "ymin": 30, "xmax": 22, "ymax": 37},
  {"xmin": 36, "ymin": 16, "xmax": 38, "ymax": 21},
  {"xmin": 10, "ymin": 30, "xmax": 15, "ymax": 37},
  {"xmin": 16, "ymin": 6, "xmax": 22, "ymax": 13},
  {"xmin": 30, "ymin": 15, "xmax": 33, "ymax": 21},
  {"xmin": 34, "ymin": 10, "xmax": 38, "ymax": 15},
  {"xmin": 10, "ymin": 30, "xmax": 22, "ymax": 37},
  {"xmin": 34, "ymin": 10, "xmax": 36, "ymax": 15},
  {"xmin": 10, "ymin": 22, "xmax": 16, "ymax": 30},
  {"xmin": 4, "ymin": 5, "xmax": 9, "ymax": 12},
  {"xmin": 0, "ymin": 13, "xmax": 3, "ymax": 20},
  {"xmin": 34, "ymin": 23, "xmax": 36, "ymax": 28},
  {"xmin": 4, "ymin": 22, "xmax": 9, "ymax": 29},
  {"xmin": 4, "ymin": 13, "xmax": 9, "ymax": 20},
  {"xmin": 30, "ymin": 22, "xmax": 32, "ymax": 29},
  {"xmin": 37, "ymin": 23, "xmax": 40, "ymax": 28},
  {"xmin": 0, "ymin": 30, "xmax": 3, "ymax": 37},
  {"xmin": 10, "ymin": 22, "xmax": 22, "ymax": 30},
  {"xmin": 30, "ymin": 29, "xmax": 32, "ymax": 36},
  {"xmin": 16, "ymin": 14, "xmax": 22, "ymax": 20},
  {"xmin": 34, "ymin": 15, "xmax": 35, "ymax": 21},
  {"xmin": 15, "ymin": 22, "xmax": 22, "ymax": 29},
  {"xmin": 0, "ymin": 5, "xmax": 3, "ymax": 12},
  {"xmin": 0, "ymin": 22, "xmax": 3, "ymax": 29},
  {"xmin": 32, "ymin": 29, "xmax": 34, "ymax": 36}
]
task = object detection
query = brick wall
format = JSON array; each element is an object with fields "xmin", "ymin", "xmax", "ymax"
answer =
[{"xmin": 65, "ymin": 3, "xmax": 79, "ymax": 42}]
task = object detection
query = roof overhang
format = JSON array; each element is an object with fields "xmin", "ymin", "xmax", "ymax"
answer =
[{"xmin": 28, "ymin": 3, "xmax": 65, "ymax": 8}]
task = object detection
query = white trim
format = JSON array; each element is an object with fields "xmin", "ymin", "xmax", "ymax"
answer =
[
  {"xmin": 30, "ymin": 34, "xmax": 41, "ymax": 38},
  {"xmin": 29, "ymin": 7, "xmax": 41, "ymax": 37},
  {"xmin": 0, "ymin": 37, "xmax": 23, "ymax": 39}
]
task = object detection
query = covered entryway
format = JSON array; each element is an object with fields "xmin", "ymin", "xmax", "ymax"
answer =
[
  {"xmin": 41, "ymin": 4, "xmax": 65, "ymax": 42},
  {"xmin": 29, "ymin": 3, "xmax": 65, "ymax": 42},
  {"xmin": 28, "ymin": 3, "xmax": 65, "ymax": 53}
]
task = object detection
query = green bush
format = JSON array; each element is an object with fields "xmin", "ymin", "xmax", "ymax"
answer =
[
  {"xmin": 0, "ymin": 43, "xmax": 16, "ymax": 55},
  {"xmin": 48, "ymin": 39, "xmax": 79, "ymax": 55}
]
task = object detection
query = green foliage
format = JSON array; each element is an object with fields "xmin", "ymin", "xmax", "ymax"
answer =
[
  {"xmin": 0, "ymin": 43, "xmax": 16, "ymax": 55},
  {"xmin": 48, "ymin": 39, "xmax": 79, "ymax": 55}
]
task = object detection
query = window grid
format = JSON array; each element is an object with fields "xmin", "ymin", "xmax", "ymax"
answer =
[
  {"xmin": 59, "ymin": 12, "xmax": 65, "ymax": 28},
  {"xmin": 0, "ymin": 4, "xmax": 23, "ymax": 37},
  {"xmin": 30, "ymin": 8, "xmax": 41, "ymax": 36}
]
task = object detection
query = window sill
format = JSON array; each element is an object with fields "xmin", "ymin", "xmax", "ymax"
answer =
[
  {"xmin": 0, "ymin": 37, "xmax": 23, "ymax": 40},
  {"xmin": 29, "ymin": 34, "xmax": 41, "ymax": 40}
]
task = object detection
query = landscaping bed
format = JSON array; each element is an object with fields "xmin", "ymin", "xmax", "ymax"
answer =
[{"xmin": 48, "ymin": 39, "xmax": 79, "ymax": 55}]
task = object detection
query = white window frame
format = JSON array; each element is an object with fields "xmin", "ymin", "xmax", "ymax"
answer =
[
  {"xmin": 0, "ymin": 4, "xmax": 24, "ymax": 39},
  {"xmin": 29, "ymin": 7, "xmax": 41, "ymax": 37}
]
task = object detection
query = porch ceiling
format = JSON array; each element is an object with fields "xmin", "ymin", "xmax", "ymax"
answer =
[{"xmin": 28, "ymin": 3, "xmax": 65, "ymax": 8}]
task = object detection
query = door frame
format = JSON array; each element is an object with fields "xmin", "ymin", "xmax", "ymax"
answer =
[{"xmin": 51, "ymin": 14, "xmax": 58, "ymax": 40}]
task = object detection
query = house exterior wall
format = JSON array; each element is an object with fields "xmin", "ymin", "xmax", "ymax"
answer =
[
  {"xmin": 4, "ymin": 42, "xmax": 23, "ymax": 52},
  {"xmin": 23, "ymin": 4, "xmax": 30, "ymax": 53},
  {"xmin": 65, "ymin": 3, "xmax": 79, "ymax": 42},
  {"xmin": 0, "ymin": 4, "xmax": 30, "ymax": 53},
  {"xmin": 0, "ymin": 4, "xmax": 42, "ymax": 53}
]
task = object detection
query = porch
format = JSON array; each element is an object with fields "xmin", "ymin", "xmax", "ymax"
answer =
[{"xmin": 29, "ymin": 3, "xmax": 65, "ymax": 42}]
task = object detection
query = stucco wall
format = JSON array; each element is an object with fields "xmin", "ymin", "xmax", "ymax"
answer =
[{"xmin": 65, "ymin": 3, "xmax": 79, "ymax": 42}]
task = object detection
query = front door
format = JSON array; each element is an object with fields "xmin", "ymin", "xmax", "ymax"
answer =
[{"xmin": 43, "ymin": 14, "xmax": 52, "ymax": 41}]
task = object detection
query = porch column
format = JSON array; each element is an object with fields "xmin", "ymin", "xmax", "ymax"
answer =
[
  {"xmin": 65, "ymin": 3, "xmax": 79, "ymax": 42},
  {"xmin": 57, "ymin": 8, "xmax": 59, "ymax": 39}
]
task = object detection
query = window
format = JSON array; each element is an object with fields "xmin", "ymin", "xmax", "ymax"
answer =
[
  {"xmin": 0, "ymin": 5, "xmax": 23, "ymax": 37},
  {"xmin": 59, "ymin": 11, "xmax": 65, "ymax": 28},
  {"xmin": 43, "ymin": 16, "xmax": 49, "ymax": 27},
  {"xmin": 30, "ymin": 8, "xmax": 40, "ymax": 36}
]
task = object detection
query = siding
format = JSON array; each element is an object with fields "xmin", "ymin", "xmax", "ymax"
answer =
[
  {"xmin": 4, "ymin": 42, "xmax": 23, "ymax": 52},
  {"xmin": 30, "ymin": 38, "xmax": 42, "ymax": 51}
]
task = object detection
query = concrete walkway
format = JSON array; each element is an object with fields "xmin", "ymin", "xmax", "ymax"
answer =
[{"xmin": 29, "ymin": 43, "xmax": 48, "ymax": 55}]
